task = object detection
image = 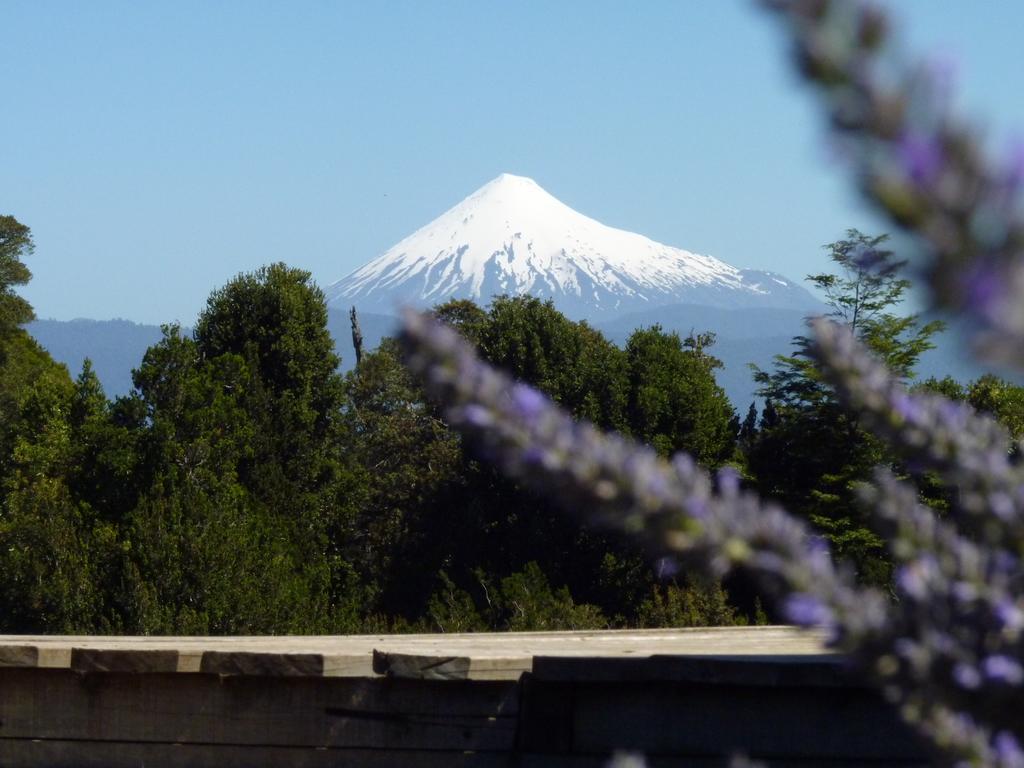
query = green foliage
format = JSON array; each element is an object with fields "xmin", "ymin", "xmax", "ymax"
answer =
[
  {"xmin": 352, "ymin": 296, "xmax": 742, "ymax": 629},
  {"xmin": 424, "ymin": 562, "xmax": 753, "ymax": 632},
  {"xmin": 12, "ymin": 230, "xmax": 985, "ymax": 633},
  {"xmin": 472, "ymin": 295, "xmax": 630, "ymax": 430},
  {"xmin": 195, "ymin": 263, "xmax": 340, "ymax": 401},
  {"xmin": 0, "ymin": 215, "xmax": 35, "ymax": 336},
  {"xmin": 493, "ymin": 562, "xmax": 608, "ymax": 631},
  {"xmin": 425, "ymin": 571, "xmax": 489, "ymax": 633},
  {"xmin": 0, "ymin": 332, "xmax": 74, "ymax": 479},
  {"xmin": 805, "ymin": 231, "xmax": 943, "ymax": 380},
  {"xmin": 749, "ymin": 230, "xmax": 943, "ymax": 584},
  {"xmin": 382, "ymin": 297, "xmax": 640, "ymax": 622},
  {"xmin": 115, "ymin": 266, "xmax": 364, "ymax": 634},
  {"xmin": 123, "ymin": 480, "xmax": 343, "ymax": 634},
  {"xmin": 914, "ymin": 375, "xmax": 966, "ymax": 402},
  {"xmin": 0, "ymin": 221, "xmax": 126, "ymax": 633},
  {"xmin": 193, "ymin": 265, "xmax": 349, "ymax": 521},
  {"xmin": 432, "ymin": 299, "xmax": 488, "ymax": 345},
  {"xmin": 625, "ymin": 325, "xmax": 735, "ymax": 464},
  {"xmin": 67, "ymin": 362, "xmax": 143, "ymax": 519},
  {"xmin": 0, "ymin": 336, "xmax": 124, "ymax": 632},
  {"xmin": 965, "ymin": 374, "xmax": 1024, "ymax": 439},
  {"xmin": 425, "ymin": 563, "xmax": 607, "ymax": 633},
  {"xmin": 0, "ymin": 478, "xmax": 112, "ymax": 633},
  {"xmin": 636, "ymin": 576, "xmax": 746, "ymax": 629},
  {"xmin": 755, "ymin": 231, "xmax": 942, "ymax": 412},
  {"xmin": 916, "ymin": 373, "xmax": 1024, "ymax": 439},
  {"xmin": 341, "ymin": 337, "xmax": 461, "ymax": 615}
]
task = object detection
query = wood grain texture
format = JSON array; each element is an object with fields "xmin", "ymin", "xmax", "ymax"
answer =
[
  {"xmin": 531, "ymin": 655, "xmax": 848, "ymax": 686},
  {"xmin": 0, "ymin": 741, "xmax": 514, "ymax": 768},
  {"xmin": 0, "ymin": 742, "xmax": 928, "ymax": 768},
  {"xmin": 0, "ymin": 626, "xmax": 830, "ymax": 681},
  {"xmin": 0, "ymin": 628, "xmax": 931, "ymax": 768},
  {"xmin": 0, "ymin": 669, "xmax": 519, "ymax": 751},
  {"xmin": 517, "ymin": 677, "xmax": 927, "ymax": 763},
  {"xmin": 200, "ymin": 651, "xmax": 324, "ymax": 677}
]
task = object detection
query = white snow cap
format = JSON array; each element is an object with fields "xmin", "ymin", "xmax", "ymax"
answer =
[{"xmin": 327, "ymin": 173, "xmax": 813, "ymax": 318}]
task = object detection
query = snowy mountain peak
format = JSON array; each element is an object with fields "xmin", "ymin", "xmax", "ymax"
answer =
[
  {"xmin": 326, "ymin": 174, "xmax": 818, "ymax": 319},
  {"xmin": 478, "ymin": 172, "xmax": 548, "ymax": 197}
]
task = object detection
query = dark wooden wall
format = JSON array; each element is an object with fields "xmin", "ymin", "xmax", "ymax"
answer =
[{"xmin": 0, "ymin": 653, "xmax": 928, "ymax": 767}]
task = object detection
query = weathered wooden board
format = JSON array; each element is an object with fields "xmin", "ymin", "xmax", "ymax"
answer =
[
  {"xmin": 0, "ymin": 626, "xmax": 830, "ymax": 680},
  {"xmin": 514, "ymin": 758, "xmax": 926, "ymax": 767},
  {"xmin": 0, "ymin": 741, "xmax": 514, "ymax": 768},
  {"xmin": 0, "ymin": 742, "xmax": 927, "ymax": 768},
  {"xmin": 0, "ymin": 669, "xmax": 518, "ymax": 750},
  {"xmin": 518, "ymin": 679, "xmax": 925, "ymax": 761},
  {"xmin": 0, "ymin": 627, "xmax": 930, "ymax": 768},
  {"xmin": 531, "ymin": 654, "xmax": 848, "ymax": 686}
]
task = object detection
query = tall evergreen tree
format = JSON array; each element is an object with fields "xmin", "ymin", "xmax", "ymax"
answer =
[
  {"xmin": 749, "ymin": 230, "xmax": 943, "ymax": 584},
  {"xmin": 341, "ymin": 337, "xmax": 461, "ymax": 617},
  {"xmin": 0, "ymin": 215, "xmax": 35, "ymax": 337},
  {"xmin": 120, "ymin": 266, "xmax": 363, "ymax": 633},
  {"xmin": 0, "ymin": 217, "xmax": 121, "ymax": 632},
  {"xmin": 472, "ymin": 295, "xmax": 630, "ymax": 430},
  {"xmin": 625, "ymin": 325, "xmax": 735, "ymax": 464},
  {"xmin": 739, "ymin": 402, "xmax": 758, "ymax": 446}
]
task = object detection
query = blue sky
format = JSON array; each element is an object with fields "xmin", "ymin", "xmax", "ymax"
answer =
[{"xmin": 4, "ymin": 1, "xmax": 1024, "ymax": 324}]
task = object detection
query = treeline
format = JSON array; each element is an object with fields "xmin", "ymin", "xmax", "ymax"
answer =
[{"xmin": 1, "ymin": 217, "xmax": 1022, "ymax": 634}]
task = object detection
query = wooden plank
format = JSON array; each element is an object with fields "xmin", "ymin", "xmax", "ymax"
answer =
[
  {"xmin": 0, "ymin": 740, "xmax": 513, "ymax": 768},
  {"xmin": 0, "ymin": 669, "xmax": 518, "ymax": 751},
  {"xmin": 0, "ymin": 627, "xmax": 831, "ymax": 680},
  {"xmin": 0, "ymin": 741, "xmax": 928, "ymax": 768},
  {"xmin": 71, "ymin": 648, "xmax": 179, "ymax": 674},
  {"xmin": 563, "ymin": 681, "xmax": 926, "ymax": 761},
  {"xmin": 531, "ymin": 655, "xmax": 849, "ymax": 687},
  {"xmin": 374, "ymin": 650, "xmax": 472, "ymax": 680},
  {"xmin": 200, "ymin": 651, "xmax": 324, "ymax": 677},
  {"xmin": 0, "ymin": 644, "xmax": 38, "ymax": 667},
  {"xmin": 516, "ymin": 757, "xmax": 928, "ymax": 767}
]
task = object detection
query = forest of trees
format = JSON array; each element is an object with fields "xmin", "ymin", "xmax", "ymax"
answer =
[{"xmin": 2, "ymin": 214, "xmax": 1023, "ymax": 635}]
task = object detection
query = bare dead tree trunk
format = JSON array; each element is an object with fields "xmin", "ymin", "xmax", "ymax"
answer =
[{"xmin": 350, "ymin": 306, "xmax": 364, "ymax": 367}]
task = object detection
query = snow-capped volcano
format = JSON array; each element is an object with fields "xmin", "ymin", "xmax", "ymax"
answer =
[{"xmin": 326, "ymin": 173, "xmax": 817, "ymax": 319}]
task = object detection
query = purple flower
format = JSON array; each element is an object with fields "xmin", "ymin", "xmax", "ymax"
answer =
[
  {"xmin": 897, "ymin": 557, "xmax": 937, "ymax": 606},
  {"xmin": 963, "ymin": 263, "xmax": 1005, "ymax": 321},
  {"xmin": 951, "ymin": 581, "xmax": 977, "ymax": 604},
  {"xmin": 521, "ymin": 446, "xmax": 547, "ymax": 466},
  {"xmin": 952, "ymin": 662, "xmax": 982, "ymax": 690},
  {"xmin": 994, "ymin": 731, "xmax": 1024, "ymax": 768},
  {"xmin": 654, "ymin": 556, "xmax": 680, "ymax": 579},
  {"xmin": 995, "ymin": 599, "xmax": 1024, "ymax": 631},
  {"xmin": 990, "ymin": 492, "xmax": 1016, "ymax": 521},
  {"xmin": 896, "ymin": 564, "xmax": 928, "ymax": 601},
  {"xmin": 460, "ymin": 404, "xmax": 493, "ymax": 427},
  {"xmin": 684, "ymin": 497, "xmax": 709, "ymax": 520},
  {"xmin": 891, "ymin": 391, "xmax": 922, "ymax": 423},
  {"xmin": 716, "ymin": 466, "xmax": 740, "ymax": 496},
  {"xmin": 1004, "ymin": 137, "xmax": 1024, "ymax": 190},
  {"xmin": 925, "ymin": 53, "xmax": 958, "ymax": 105},
  {"xmin": 811, "ymin": 318, "xmax": 1023, "ymax": 546},
  {"xmin": 983, "ymin": 655, "xmax": 1024, "ymax": 685},
  {"xmin": 851, "ymin": 245, "xmax": 887, "ymax": 272},
  {"xmin": 511, "ymin": 383, "xmax": 546, "ymax": 421},
  {"xmin": 783, "ymin": 593, "xmax": 833, "ymax": 627},
  {"xmin": 897, "ymin": 131, "xmax": 945, "ymax": 186}
]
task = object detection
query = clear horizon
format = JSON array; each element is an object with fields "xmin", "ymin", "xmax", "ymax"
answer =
[{"xmin": 5, "ymin": 2, "xmax": 1023, "ymax": 324}]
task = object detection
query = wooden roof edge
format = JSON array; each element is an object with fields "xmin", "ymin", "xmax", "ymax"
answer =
[{"xmin": 0, "ymin": 626, "xmax": 836, "ymax": 681}]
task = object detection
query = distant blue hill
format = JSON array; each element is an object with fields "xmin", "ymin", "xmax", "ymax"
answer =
[
  {"xmin": 27, "ymin": 311, "xmax": 399, "ymax": 399},
  {"xmin": 27, "ymin": 318, "xmax": 168, "ymax": 397},
  {"xmin": 26, "ymin": 306, "xmax": 1015, "ymax": 408},
  {"xmin": 594, "ymin": 302, "xmax": 1020, "ymax": 407}
]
